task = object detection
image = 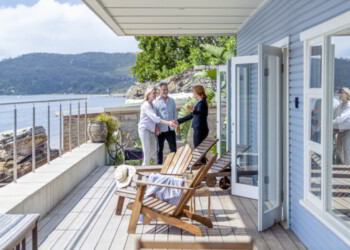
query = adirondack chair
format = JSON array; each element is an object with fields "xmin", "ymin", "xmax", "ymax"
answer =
[
  {"xmin": 134, "ymin": 144, "xmax": 193, "ymax": 176},
  {"xmin": 204, "ymin": 145, "xmax": 252, "ymax": 190},
  {"xmin": 115, "ymin": 145, "xmax": 192, "ymax": 214},
  {"xmin": 134, "ymin": 137, "xmax": 218, "ymax": 175},
  {"xmin": 189, "ymin": 137, "xmax": 218, "ymax": 171},
  {"xmin": 116, "ymin": 154, "xmax": 217, "ymax": 236}
]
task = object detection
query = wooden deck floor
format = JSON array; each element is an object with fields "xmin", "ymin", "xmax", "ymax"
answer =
[{"xmin": 27, "ymin": 166, "xmax": 306, "ymax": 250}]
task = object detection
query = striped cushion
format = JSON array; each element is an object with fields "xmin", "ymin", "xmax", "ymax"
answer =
[{"xmin": 0, "ymin": 214, "xmax": 40, "ymax": 249}]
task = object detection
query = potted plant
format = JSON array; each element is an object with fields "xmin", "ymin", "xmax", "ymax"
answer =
[{"xmin": 88, "ymin": 113, "xmax": 118, "ymax": 144}]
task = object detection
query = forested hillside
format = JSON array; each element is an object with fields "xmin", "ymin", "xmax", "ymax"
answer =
[{"xmin": 0, "ymin": 52, "xmax": 136, "ymax": 95}]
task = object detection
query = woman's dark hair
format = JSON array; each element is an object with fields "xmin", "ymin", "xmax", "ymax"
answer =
[{"xmin": 192, "ymin": 85, "xmax": 207, "ymax": 99}]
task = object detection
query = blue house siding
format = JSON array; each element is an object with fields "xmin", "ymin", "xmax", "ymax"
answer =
[{"xmin": 237, "ymin": 0, "xmax": 350, "ymax": 249}]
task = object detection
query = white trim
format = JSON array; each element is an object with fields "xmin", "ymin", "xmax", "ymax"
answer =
[
  {"xmin": 231, "ymin": 55, "xmax": 259, "ymax": 64},
  {"xmin": 300, "ymin": 11, "xmax": 350, "ymax": 41},
  {"xmin": 83, "ymin": 0, "xmax": 125, "ymax": 36},
  {"xmin": 270, "ymin": 36, "xmax": 290, "ymax": 229},
  {"xmin": 237, "ymin": 0, "xmax": 271, "ymax": 33},
  {"xmin": 300, "ymin": 200, "xmax": 350, "ymax": 247},
  {"xmin": 271, "ymin": 37, "xmax": 290, "ymax": 48}
]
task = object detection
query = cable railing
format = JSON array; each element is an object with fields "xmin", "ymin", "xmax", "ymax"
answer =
[{"xmin": 0, "ymin": 98, "xmax": 88, "ymax": 186}]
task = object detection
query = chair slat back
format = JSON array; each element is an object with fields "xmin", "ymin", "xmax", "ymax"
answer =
[
  {"xmin": 163, "ymin": 146, "xmax": 184, "ymax": 173},
  {"xmin": 170, "ymin": 144, "xmax": 192, "ymax": 175},
  {"xmin": 172, "ymin": 154, "xmax": 217, "ymax": 217},
  {"xmin": 160, "ymin": 152, "xmax": 176, "ymax": 174},
  {"xmin": 188, "ymin": 138, "xmax": 218, "ymax": 169},
  {"xmin": 211, "ymin": 151, "xmax": 231, "ymax": 172}
]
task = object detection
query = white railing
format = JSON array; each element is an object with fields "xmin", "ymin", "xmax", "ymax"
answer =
[{"xmin": 0, "ymin": 98, "xmax": 88, "ymax": 185}]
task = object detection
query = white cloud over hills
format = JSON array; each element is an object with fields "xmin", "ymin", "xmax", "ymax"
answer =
[{"xmin": 0, "ymin": 0, "xmax": 140, "ymax": 60}]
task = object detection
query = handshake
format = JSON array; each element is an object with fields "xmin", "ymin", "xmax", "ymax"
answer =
[
  {"xmin": 156, "ymin": 120, "xmax": 179, "ymax": 136},
  {"xmin": 168, "ymin": 120, "xmax": 179, "ymax": 128}
]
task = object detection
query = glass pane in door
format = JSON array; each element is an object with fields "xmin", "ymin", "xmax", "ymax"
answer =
[
  {"xmin": 236, "ymin": 64, "xmax": 258, "ymax": 186},
  {"xmin": 219, "ymin": 70, "xmax": 228, "ymax": 153}
]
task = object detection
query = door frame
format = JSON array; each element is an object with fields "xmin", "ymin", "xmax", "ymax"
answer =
[
  {"xmin": 271, "ymin": 36, "xmax": 290, "ymax": 229},
  {"xmin": 231, "ymin": 55, "xmax": 259, "ymax": 200}
]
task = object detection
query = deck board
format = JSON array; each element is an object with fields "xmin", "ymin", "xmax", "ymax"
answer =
[{"xmin": 35, "ymin": 166, "xmax": 305, "ymax": 250}]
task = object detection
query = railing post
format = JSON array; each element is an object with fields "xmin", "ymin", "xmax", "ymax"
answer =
[
  {"xmin": 85, "ymin": 100, "xmax": 87, "ymax": 143},
  {"xmin": 13, "ymin": 106, "xmax": 17, "ymax": 183},
  {"xmin": 78, "ymin": 102, "xmax": 80, "ymax": 147},
  {"xmin": 59, "ymin": 102, "xmax": 62, "ymax": 156},
  {"xmin": 47, "ymin": 103, "xmax": 50, "ymax": 164},
  {"xmin": 32, "ymin": 105, "xmax": 36, "ymax": 172},
  {"xmin": 69, "ymin": 102, "xmax": 72, "ymax": 151}
]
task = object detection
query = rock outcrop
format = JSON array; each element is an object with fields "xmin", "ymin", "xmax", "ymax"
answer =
[
  {"xmin": 126, "ymin": 66, "xmax": 216, "ymax": 99},
  {"xmin": 0, "ymin": 126, "xmax": 59, "ymax": 184}
]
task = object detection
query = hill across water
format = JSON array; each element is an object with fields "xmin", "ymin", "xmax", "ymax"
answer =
[{"xmin": 0, "ymin": 52, "xmax": 136, "ymax": 95}]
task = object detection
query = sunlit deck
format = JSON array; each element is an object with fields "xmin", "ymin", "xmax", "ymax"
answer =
[{"xmin": 27, "ymin": 166, "xmax": 306, "ymax": 250}]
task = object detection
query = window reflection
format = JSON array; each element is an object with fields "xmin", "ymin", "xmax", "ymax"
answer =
[
  {"xmin": 330, "ymin": 35, "xmax": 350, "ymax": 227},
  {"xmin": 310, "ymin": 45, "xmax": 322, "ymax": 88},
  {"xmin": 310, "ymin": 152, "xmax": 321, "ymax": 200},
  {"xmin": 310, "ymin": 98, "xmax": 321, "ymax": 143}
]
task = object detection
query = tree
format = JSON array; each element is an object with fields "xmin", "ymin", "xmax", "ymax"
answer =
[{"xmin": 131, "ymin": 36, "xmax": 236, "ymax": 82}]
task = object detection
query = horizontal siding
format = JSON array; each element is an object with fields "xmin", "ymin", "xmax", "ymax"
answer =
[{"xmin": 237, "ymin": 0, "xmax": 350, "ymax": 249}]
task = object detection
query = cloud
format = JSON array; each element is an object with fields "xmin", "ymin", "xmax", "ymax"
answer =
[
  {"xmin": 0, "ymin": 0, "xmax": 140, "ymax": 60},
  {"xmin": 333, "ymin": 36, "xmax": 350, "ymax": 59}
]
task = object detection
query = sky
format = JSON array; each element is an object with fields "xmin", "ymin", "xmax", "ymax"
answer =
[{"xmin": 0, "ymin": 0, "xmax": 140, "ymax": 60}]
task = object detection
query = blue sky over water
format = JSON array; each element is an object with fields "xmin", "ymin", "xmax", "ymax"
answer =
[{"xmin": 0, "ymin": 0, "xmax": 139, "ymax": 60}]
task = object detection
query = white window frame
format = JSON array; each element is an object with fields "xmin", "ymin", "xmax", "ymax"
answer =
[
  {"xmin": 300, "ymin": 10, "xmax": 350, "ymax": 246},
  {"xmin": 303, "ymin": 36, "xmax": 325, "ymax": 210}
]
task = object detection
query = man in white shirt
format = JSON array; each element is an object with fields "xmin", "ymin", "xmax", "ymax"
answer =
[{"xmin": 153, "ymin": 83, "xmax": 177, "ymax": 164}]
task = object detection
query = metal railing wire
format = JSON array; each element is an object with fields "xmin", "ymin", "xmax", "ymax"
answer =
[{"xmin": 0, "ymin": 98, "xmax": 88, "ymax": 186}]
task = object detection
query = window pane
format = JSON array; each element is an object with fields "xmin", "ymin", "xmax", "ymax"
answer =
[
  {"xmin": 310, "ymin": 152, "xmax": 321, "ymax": 200},
  {"xmin": 236, "ymin": 64, "xmax": 258, "ymax": 187},
  {"xmin": 330, "ymin": 35, "xmax": 350, "ymax": 227},
  {"xmin": 310, "ymin": 45, "xmax": 322, "ymax": 88},
  {"xmin": 310, "ymin": 98, "xmax": 321, "ymax": 143}
]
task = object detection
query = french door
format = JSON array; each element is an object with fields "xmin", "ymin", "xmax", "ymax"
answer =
[
  {"xmin": 230, "ymin": 44, "xmax": 284, "ymax": 231},
  {"xmin": 216, "ymin": 63, "xmax": 231, "ymax": 157}
]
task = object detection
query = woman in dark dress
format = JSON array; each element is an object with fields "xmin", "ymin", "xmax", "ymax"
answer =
[{"xmin": 177, "ymin": 85, "xmax": 209, "ymax": 148}]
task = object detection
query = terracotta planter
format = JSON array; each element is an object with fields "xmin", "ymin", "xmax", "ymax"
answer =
[{"xmin": 88, "ymin": 121, "xmax": 108, "ymax": 143}]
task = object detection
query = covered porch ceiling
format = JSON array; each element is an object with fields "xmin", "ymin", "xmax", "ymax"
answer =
[{"xmin": 82, "ymin": 0, "xmax": 267, "ymax": 36}]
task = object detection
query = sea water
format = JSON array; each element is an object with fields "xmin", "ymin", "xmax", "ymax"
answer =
[{"xmin": 0, "ymin": 95, "xmax": 126, "ymax": 149}]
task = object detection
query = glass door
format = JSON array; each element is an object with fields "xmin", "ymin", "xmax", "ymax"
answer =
[
  {"xmin": 217, "ymin": 64, "xmax": 230, "ymax": 157},
  {"xmin": 231, "ymin": 56, "xmax": 259, "ymax": 199}
]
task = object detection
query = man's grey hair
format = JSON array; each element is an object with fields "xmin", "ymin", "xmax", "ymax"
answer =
[{"xmin": 159, "ymin": 82, "xmax": 168, "ymax": 88}]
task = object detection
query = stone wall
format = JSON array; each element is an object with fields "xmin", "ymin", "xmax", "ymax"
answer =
[{"xmin": 0, "ymin": 126, "xmax": 59, "ymax": 185}]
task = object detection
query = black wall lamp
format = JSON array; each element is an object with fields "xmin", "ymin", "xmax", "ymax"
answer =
[{"xmin": 295, "ymin": 97, "xmax": 299, "ymax": 109}]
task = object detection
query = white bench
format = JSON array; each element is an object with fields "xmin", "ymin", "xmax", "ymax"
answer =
[{"xmin": 0, "ymin": 214, "xmax": 40, "ymax": 250}]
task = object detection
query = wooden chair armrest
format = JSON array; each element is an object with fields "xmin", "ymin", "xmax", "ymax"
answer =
[
  {"xmin": 156, "ymin": 173, "xmax": 183, "ymax": 176},
  {"xmin": 134, "ymin": 180, "xmax": 195, "ymax": 190},
  {"xmin": 134, "ymin": 165, "xmax": 163, "ymax": 172}
]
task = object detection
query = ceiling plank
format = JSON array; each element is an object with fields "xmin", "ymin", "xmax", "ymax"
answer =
[
  {"xmin": 108, "ymin": 8, "xmax": 255, "ymax": 17},
  {"xmin": 102, "ymin": 0, "xmax": 264, "ymax": 8},
  {"xmin": 124, "ymin": 29, "xmax": 236, "ymax": 36},
  {"xmin": 115, "ymin": 16, "xmax": 246, "ymax": 23},
  {"xmin": 121, "ymin": 23, "xmax": 241, "ymax": 29}
]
